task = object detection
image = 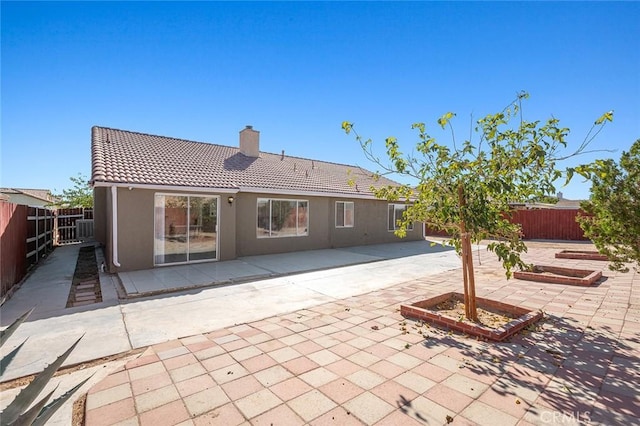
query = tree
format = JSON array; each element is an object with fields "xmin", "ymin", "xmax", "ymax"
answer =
[
  {"xmin": 342, "ymin": 92, "xmax": 612, "ymax": 321},
  {"xmin": 53, "ymin": 173, "xmax": 93, "ymax": 208},
  {"xmin": 573, "ymin": 139, "xmax": 639, "ymax": 272}
]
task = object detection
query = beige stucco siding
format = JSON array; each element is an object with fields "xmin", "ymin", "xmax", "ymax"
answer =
[
  {"xmin": 104, "ymin": 187, "xmax": 235, "ymax": 272},
  {"xmin": 218, "ymin": 194, "xmax": 236, "ymax": 262},
  {"xmin": 235, "ymin": 193, "xmax": 423, "ymax": 257},
  {"xmin": 93, "ymin": 187, "xmax": 108, "ymax": 246},
  {"xmin": 328, "ymin": 198, "xmax": 423, "ymax": 247},
  {"xmin": 115, "ymin": 188, "xmax": 155, "ymax": 271},
  {"xmin": 235, "ymin": 193, "xmax": 331, "ymax": 257},
  {"xmin": 99, "ymin": 187, "xmax": 422, "ymax": 272}
]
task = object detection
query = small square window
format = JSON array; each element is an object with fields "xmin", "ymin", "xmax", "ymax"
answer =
[{"xmin": 388, "ymin": 204, "xmax": 413, "ymax": 231}]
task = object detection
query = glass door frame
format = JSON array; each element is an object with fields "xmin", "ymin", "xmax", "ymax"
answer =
[{"xmin": 153, "ymin": 193, "xmax": 220, "ymax": 266}]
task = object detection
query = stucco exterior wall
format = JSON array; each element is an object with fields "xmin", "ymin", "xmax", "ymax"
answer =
[
  {"xmin": 219, "ymin": 195, "xmax": 236, "ymax": 261},
  {"xmin": 106, "ymin": 187, "xmax": 235, "ymax": 272},
  {"xmin": 235, "ymin": 193, "xmax": 331, "ymax": 257},
  {"xmin": 100, "ymin": 186, "xmax": 423, "ymax": 272},
  {"xmin": 328, "ymin": 197, "xmax": 423, "ymax": 247},
  {"xmin": 235, "ymin": 193, "xmax": 423, "ymax": 257},
  {"xmin": 93, "ymin": 187, "xmax": 107, "ymax": 246},
  {"xmin": 115, "ymin": 188, "xmax": 155, "ymax": 271}
]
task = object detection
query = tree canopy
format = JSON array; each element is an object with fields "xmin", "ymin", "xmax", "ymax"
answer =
[
  {"xmin": 574, "ymin": 139, "xmax": 640, "ymax": 272},
  {"xmin": 53, "ymin": 174, "xmax": 93, "ymax": 208},
  {"xmin": 342, "ymin": 92, "xmax": 612, "ymax": 320}
]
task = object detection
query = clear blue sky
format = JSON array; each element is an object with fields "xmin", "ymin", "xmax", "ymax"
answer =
[{"xmin": 2, "ymin": 1, "xmax": 639, "ymax": 200}]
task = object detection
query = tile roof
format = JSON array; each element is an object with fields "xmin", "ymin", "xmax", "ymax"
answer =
[{"xmin": 91, "ymin": 126, "xmax": 401, "ymax": 196}]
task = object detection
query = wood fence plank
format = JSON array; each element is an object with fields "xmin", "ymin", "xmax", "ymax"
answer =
[
  {"xmin": 1, "ymin": 202, "xmax": 29, "ymax": 297},
  {"xmin": 426, "ymin": 209, "xmax": 588, "ymax": 241}
]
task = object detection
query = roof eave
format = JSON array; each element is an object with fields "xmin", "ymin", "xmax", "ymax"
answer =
[
  {"xmin": 237, "ymin": 186, "xmax": 380, "ymax": 200},
  {"xmin": 91, "ymin": 181, "xmax": 381, "ymax": 200},
  {"xmin": 92, "ymin": 181, "xmax": 239, "ymax": 194}
]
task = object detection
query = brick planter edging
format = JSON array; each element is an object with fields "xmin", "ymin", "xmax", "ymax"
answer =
[
  {"xmin": 400, "ymin": 292, "xmax": 542, "ymax": 342},
  {"xmin": 514, "ymin": 264, "xmax": 602, "ymax": 286},
  {"xmin": 555, "ymin": 250, "xmax": 608, "ymax": 261}
]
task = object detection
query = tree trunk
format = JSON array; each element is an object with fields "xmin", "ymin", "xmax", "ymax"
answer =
[
  {"xmin": 458, "ymin": 184, "xmax": 478, "ymax": 321},
  {"xmin": 462, "ymin": 233, "xmax": 478, "ymax": 321}
]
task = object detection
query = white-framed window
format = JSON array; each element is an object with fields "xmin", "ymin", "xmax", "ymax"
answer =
[
  {"xmin": 388, "ymin": 203, "xmax": 414, "ymax": 231},
  {"xmin": 335, "ymin": 201, "xmax": 354, "ymax": 228},
  {"xmin": 257, "ymin": 198, "xmax": 308, "ymax": 238}
]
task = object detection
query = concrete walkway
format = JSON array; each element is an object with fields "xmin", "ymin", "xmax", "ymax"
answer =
[{"xmin": 81, "ymin": 243, "xmax": 639, "ymax": 426}]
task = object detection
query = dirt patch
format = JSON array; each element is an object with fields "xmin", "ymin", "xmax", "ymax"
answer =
[
  {"xmin": 555, "ymin": 250, "xmax": 608, "ymax": 261},
  {"xmin": 1, "ymin": 348, "xmax": 144, "ymax": 426},
  {"xmin": 66, "ymin": 245, "xmax": 102, "ymax": 307},
  {"xmin": 72, "ymin": 393, "xmax": 86, "ymax": 426},
  {"xmin": 433, "ymin": 297, "xmax": 516, "ymax": 328},
  {"xmin": 0, "ymin": 349, "xmax": 144, "ymax": 391},
  {"xmin": 514, "ymin": 264, "xmax": 602, "ymax": 286}
]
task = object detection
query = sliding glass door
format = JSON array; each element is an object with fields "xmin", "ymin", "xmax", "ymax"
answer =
[
  {"xmin": 188, "ymin": 196, "xmax": 218, "ymax": 261},
  {"xmin": 154, "ymin": 194, "xmax": 218, "ymax": 265}
]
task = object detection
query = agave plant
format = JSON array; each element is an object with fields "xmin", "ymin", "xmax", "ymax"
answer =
[{"xmin": 1, "ymin": 309, "xmax": 90, "ymax": 426}]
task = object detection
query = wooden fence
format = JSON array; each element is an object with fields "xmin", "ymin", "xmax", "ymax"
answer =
[
  {"xmin": 1, "ymin": 202, "xmax": 55, "ymax": 299},
  {"xmin": 57, "ymin": 207, "xmax": 94, "ymax": 244},
  {"xmin": 510, "ymin": 209, "xmax": 587, "ymax": 241},
  {"xmin": 1, "ymin": 204, "xmax": 94, "ymax": 299},
  {"xmin": 27, "ymin": 206, "xmax": 56, "ymax": 264},
  {"xmin": 426, "ymin": 209, "xmax": 588, "ymax": 241}
]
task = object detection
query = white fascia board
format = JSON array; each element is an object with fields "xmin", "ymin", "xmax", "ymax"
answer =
[
  {"xmin": 237, "ymin": 186, "xmax": 379, "ymax": 200},
  {"xmin": 92, "ymin": 181, "xmax": 239, "ymax": 194}
]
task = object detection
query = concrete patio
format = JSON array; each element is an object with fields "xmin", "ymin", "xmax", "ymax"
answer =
[
  {"xmin": 118, "ymin": 241, "xmax": 454, "ymax": 298},
  {"xmin": 78, "ymin": 242, "xmax": 639, "ymax": 425}
]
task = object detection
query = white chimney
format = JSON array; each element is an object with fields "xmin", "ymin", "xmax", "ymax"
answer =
[
  {"xmin": 239, "ymin": 125, "xmax": 259, "ymax": 157},
  {"xmin": 557, "ymin": 191, "xmax": 563, "ymax": 200}
]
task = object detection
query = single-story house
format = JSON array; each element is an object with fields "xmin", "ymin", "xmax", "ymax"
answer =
[
  {"xmin": 0, "ymin": 188, "xmax": 56, "ymax": 207},
  {"xmin": 91, "ymin": 125, "xmax": 423, "ymax": 272}
]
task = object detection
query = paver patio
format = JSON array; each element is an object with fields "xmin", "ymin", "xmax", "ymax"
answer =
[{"xmin": 79, "ymin": 243, "xmax": 640, "ymax": 424}]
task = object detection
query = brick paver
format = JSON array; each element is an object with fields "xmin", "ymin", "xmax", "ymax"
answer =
[{"xmin": 85, "ymin": 243, "xmax": 640, "ymax": 425}]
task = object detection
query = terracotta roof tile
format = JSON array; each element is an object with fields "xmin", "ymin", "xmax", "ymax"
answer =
[{"xmin": 91, "ymin": 126, "xmax": 400, "ymax": 196}]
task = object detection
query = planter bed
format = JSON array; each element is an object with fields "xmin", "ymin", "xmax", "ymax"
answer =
[
  {"xmin": 555, "ymin": 250, "xmax": 608, "ymax": 261},
  {"xmin": 514, "ymin": 264, "xmax": 602, "ymax": 286},
  {"xmin": 400, "ymin": 292, "xmax": 542, "ymax": 342}
]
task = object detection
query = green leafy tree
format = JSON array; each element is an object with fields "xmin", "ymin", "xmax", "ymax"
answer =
[
  {"xmin": 342, "ymin": 92, "xmax": 612, "ymax": 321},
  {"xmin": 573, "ymin": 139, "xmax": 639, "ymax": 272},
  {"xmin": 53, "ymin": 174, "xmax": 93, "ymax": 208}
]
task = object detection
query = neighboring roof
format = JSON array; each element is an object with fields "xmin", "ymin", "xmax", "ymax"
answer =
[
  {"xmin": 555, "ymin": 198, "xmax": 583, "ymax": 209},
  {"xmin": 0, "ymin": 188, "xmax": 55, "ymax": 203},
  {"xmin": 91, "ymin": 126, "xmax": 401, "ymax": 197},
  {"xmin": 510, "ymin": 198, "xmax": 584, "ymax": 210}
]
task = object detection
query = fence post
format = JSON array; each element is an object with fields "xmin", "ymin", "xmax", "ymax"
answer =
[{"xmin": 36, "ymin": 207, "xmax": 40, "ymax": 263}]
